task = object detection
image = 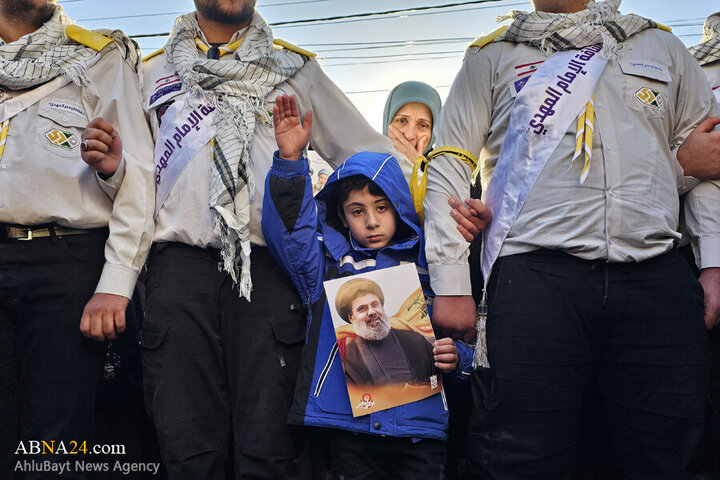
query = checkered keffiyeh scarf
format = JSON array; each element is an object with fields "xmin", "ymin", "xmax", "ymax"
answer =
[
  {"xmin": 495, "ymin": 0, "xmax": 658, "ymax": 57},
  {"xmin": 689, "ymin": 12, "xmax": 720, "ymax": 66},
  {"xmin": 0, "ymin": 5, "xmax": 139, "ymax": 90},
  {"xmin": 164, "ymin": 12, "xmax": 306, "ymax": 299}
]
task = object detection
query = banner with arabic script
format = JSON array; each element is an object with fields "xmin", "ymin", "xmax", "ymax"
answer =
[{"xmin": 154, "ymin": 92, "xmax": 216, "ymax": 215}]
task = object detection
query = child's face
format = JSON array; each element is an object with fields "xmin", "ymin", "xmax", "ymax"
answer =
[{"xmin": 339, "ymin": 185, "xmax": 398, "ymax": 249}]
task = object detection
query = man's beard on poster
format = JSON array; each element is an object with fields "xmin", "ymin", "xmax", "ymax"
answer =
[{"xmin": 353, "ymin": 312, "xmax": 391, "ymax": 342}]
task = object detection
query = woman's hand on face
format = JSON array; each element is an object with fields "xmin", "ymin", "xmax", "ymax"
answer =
[{"xmin": 387, "ymin": 123, "xmax": 422, "ymax": 162}]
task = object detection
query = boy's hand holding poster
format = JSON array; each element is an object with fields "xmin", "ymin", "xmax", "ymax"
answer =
[{"xmin": 324, "ymin": 263, "xmax": 441, "ymax": 417}]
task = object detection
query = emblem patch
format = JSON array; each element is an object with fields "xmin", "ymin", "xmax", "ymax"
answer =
[
  {"xmin": 635, "ymin": 87, "xmax": 663, "ymax": 109},
  {"xmin": 45, "ymin": 129, "xmax": 79, "ymax": 149}
]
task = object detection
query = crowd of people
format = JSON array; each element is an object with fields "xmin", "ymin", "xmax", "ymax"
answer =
[{"xmin": 1, "ymin": 0, "xmax": 720, "ymax": 479}]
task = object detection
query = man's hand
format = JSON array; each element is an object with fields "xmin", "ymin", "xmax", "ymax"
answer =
[
  {"xmin": 449, "ymin": 197, "xmax": 492, "ymax": 242},
  {"xmin": 80, "ymin": 293, "xmax": 129, "ymax": 341},
  {"xmin": 387, "ymin": 123, "xmax": 425, "ymax": 163},
  {"xmin": 677, "ymin": 116, "xmax": 720, "ymax": 179},
  {"xmin": 432, "ymin": 295, "xmax": 477, "ymax": 342},
  {"xmin": 700, "ymin": 267, "xmax": 720, "ymax": 329},
  {"xmin": 433, "ymin": 337, "xmax": 459, "ymax": 372},
  {"xmin": 273, "ymin": 94, "xmax": 312, "ymax": 161},
  {"xmin": 81, "ymin": 117, "xmax": 123, "ymax": 177}
]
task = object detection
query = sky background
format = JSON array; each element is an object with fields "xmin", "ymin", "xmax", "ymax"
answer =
[{"xmin": 58, "ymin": 0, "xmax": 717, "ymax": 131}]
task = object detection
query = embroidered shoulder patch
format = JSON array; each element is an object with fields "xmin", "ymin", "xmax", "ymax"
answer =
[
  {"xmin": 45, "ymin": 129, "xmax": 79, "ymax": 149},
  {"xmin": 635, "ymin": 87, "xmax": 663, "ymax": 109}
]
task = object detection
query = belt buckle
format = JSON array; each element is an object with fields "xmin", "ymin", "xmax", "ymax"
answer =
[{"xmin": 16, "ymin": 228, "xmax": 33, "ymax": 241}]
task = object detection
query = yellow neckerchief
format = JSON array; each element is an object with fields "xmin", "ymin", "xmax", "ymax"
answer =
[
  {"xmin": 410, "ymin": 146, "xmax": 479, "ymax": 224},
  {"xmin": 194, "ymin": 37, "xmax": 243, "ymax": 57}
]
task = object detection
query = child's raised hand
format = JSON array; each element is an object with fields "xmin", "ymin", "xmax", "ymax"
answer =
[
  {"xmin": 433, "ymin": 337, "xmax": 458, "ymax": 373},
  {"xmin": 273, "ymin": 94, "xmax": 312, "ymax": 161}
]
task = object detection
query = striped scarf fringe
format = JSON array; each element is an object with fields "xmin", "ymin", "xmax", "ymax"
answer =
[{"xmin": 164, "ymin": 12, "xmax": 306, "ymax": 300}]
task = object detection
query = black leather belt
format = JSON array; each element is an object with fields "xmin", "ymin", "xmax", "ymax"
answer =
[{"xmin": 0, "ymin": 223, "xmax": 98, "ymax": 241}]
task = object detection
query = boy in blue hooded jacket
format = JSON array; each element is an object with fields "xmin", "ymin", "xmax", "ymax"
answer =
[{"xmin": 262, "ymin": 94, "xmax": 473, "ymax": 479}]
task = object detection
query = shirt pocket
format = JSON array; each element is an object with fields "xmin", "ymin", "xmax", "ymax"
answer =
[
  {"xmin": 620, "ymin": 60, "xmax": 671, "ymax": 119},
  {"xmin": 35, "ymin": 99, "xmax": 88, "ymax": 158}
]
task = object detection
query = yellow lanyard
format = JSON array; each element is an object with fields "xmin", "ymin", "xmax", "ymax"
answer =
[{"xmin": 0, "ymin": 119, "xmax": 10, "ymax": 161}]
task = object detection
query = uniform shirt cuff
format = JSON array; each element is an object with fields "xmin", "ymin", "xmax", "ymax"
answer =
[
  {"xmin": 96, "ymin": 156, "xmax": 126, "ymax": 201},
  {"xmin": 95, "ymin": 263, "xmax": 138, "ymax": 299},
  {"xmin": 429, "ymin": 264, "xmax": 472, "ymax": 296},
  {"xmin": 698, "ymin": 236, "xmax": 720, "ymax": 269}
]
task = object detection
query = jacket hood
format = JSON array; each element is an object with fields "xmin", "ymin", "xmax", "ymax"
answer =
[{"xmin": 316, "ymin": 151, "xmax": 424, "ymax": 261}]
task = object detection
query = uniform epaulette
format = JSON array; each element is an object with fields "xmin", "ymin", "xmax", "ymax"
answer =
[
  {"xmin": 143, "ymin": 48, "xmax": 165, "ymax": 63},
  {"xmin": 468, "ymin": 25, "xmax": 510, "ymax": 50},
  {"xmin": 656, "ymin": 22, "xmax": 672, "ymax": 33},
  {"xmin": 65, "ymin": 25, "xmax": 113, "ymax": 52},
  {"xmin": 273, "ymin": 39, "xmax": 316, "ymax": 58}
]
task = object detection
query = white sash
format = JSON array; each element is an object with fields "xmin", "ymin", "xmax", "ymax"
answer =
[
  {"xmin": 0, "ymin": 53, "xmax": 102, "ymax": 123},
  {"xmin": 481, "ymin": 44, "xmax": 608, "ymax": 282},
  {"xmin": 154, "ymin": 92, "xmax": 216, "ymax": 216}
]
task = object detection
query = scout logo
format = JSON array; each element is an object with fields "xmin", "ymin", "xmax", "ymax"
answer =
[
  {"xmin": 356, "ymin": 393, "xmax": 375, "ymax": 410},
  {"xmin": 635, "ymin": 87, "xmax": 663, "ymax": 109},
  {"xmin": 45, "ymin": 129, "xmax": 79, "ymax": 149}
]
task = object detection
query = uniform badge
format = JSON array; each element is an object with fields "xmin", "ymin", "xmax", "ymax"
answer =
[
  {"xmin": 635, "ymin": 87, "xmax": 663, "ymax": 109},
  {"xmin": 45, "ymin": 129, "xmax": 79, "ymax": 149}
]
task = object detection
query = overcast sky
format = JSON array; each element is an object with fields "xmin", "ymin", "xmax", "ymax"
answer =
[{"xmin": 59, "ymin": 0, "xmax": 716, "ymax": 131}]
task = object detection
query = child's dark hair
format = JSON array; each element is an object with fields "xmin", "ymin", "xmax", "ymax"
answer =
[
  {"xmin": 334, "ymin": 175, "xmax": 386, "ymax": 206},
  {"xmin": 325, "ymin": 174, "xmax": 414, "ymax": 242}
]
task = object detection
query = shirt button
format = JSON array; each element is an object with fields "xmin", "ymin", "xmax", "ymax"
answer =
[
  {"xmin": 608, "ymin": 190, "xmax": 615, "ymax": 197},
  {"xmin": 62, "ymin": 117, "xmax": 68, "ymax": 122},
  {"xmin": 1, "ymin": 164, "xmax": 7, "ymax": 170},
  {"xmin": 606, "ymin": 145, "xmax": 612, "ymax": 151},
  {"xmin": 373, "ymin": 422, "xmax": 381, "ymax": 430}
]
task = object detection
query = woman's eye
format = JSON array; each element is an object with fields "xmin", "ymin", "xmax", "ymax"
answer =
[
  {"xmin": 395, "ymin": 118, "xmax": 407, "ymax": 125},
  {"xmin": 351, "ymin": 209, "xmax": 363, "ymax": 216}
]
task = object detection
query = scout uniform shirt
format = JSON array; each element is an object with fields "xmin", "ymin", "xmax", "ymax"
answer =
[
  {"xmin": 0, "ymin": 31, "xmax": 155, "ymax": 298},
  {"xmin": 142, "ymin": 33, "xmax": 401, "ymax": 250},
  {"xmin": 424, "ymin": 27, "xmax": 720, "ymax": 295}
]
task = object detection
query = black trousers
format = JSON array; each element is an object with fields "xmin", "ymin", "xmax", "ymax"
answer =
[
  {"xmin": 326, "ymin": 430, "xmax": 446, "ymax": 480},
  {"xmin": 0, "ymin": 232, "xmax": 106, "ymax": 479},
  {"xmin": 469, "ymin": 249, "xmax": 710, "ymax": 480},
  {"xmin": 141, "ymin": 243, "xmax": 305, "ymax": 480}
]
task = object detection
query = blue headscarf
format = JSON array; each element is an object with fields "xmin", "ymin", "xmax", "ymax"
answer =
[{"xmin": 382, "ymin": 81, "xmax": 441, "ymax": 155}]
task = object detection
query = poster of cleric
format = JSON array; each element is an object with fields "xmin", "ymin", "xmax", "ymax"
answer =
[{"xmin": 323, "ymin": 263, "xmax": 441, "ymax": 417}]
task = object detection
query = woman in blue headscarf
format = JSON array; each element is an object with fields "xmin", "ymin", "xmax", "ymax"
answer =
[{"xmin": 383, "ymin": 81, "xmax": 441, "ymax": 164}]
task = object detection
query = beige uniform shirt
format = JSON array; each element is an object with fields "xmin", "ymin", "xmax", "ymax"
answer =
[
  {"xmin": 685, "ymin": 59, "xmax": 720, "ymax": 269},
  {"xmin": 143, "ymin": 46, "xmax": 401, "ymax": 249},
  {"xmin": 0, "ymin": 45, "xmax": 155, "ymax": 299},
  {"xmin": 425, "ymin": 29, "xmax": 720, "ymax": 295}
]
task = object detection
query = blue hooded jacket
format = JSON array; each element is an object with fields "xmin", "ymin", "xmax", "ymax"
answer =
[{"xmin": 262, "ymin": 150, "xmax": 472, "ymax": 441}]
